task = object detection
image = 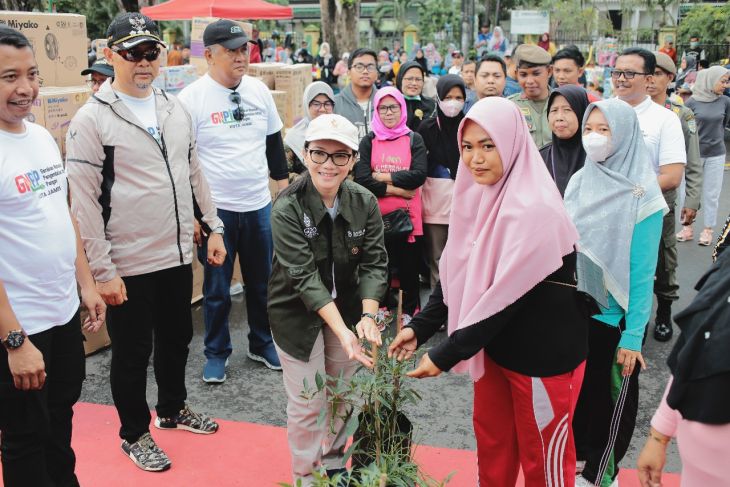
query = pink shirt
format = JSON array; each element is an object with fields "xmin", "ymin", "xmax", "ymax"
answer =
[{"xmin": 371, "ymin": 135, "xmax": 423, "ymax": 240}]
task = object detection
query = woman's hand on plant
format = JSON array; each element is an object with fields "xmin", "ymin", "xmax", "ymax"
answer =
[
  {"xmin": 388, "ymin": 327, "xmax": 417, "ymax": 361},
  {"xmin": 407, "ymin": 353, "xmax": 442, "ymax": 378},
  {"xmin": 355, "ymin": 316, "xmax": 381, "ymax": 346},
  {"xmin": 617, "ymin": 348, "xmax": 646, "ymax": 377},
  {"xmin": 339, "ymin": 329, "xmax": 374, "ymax": 368}
]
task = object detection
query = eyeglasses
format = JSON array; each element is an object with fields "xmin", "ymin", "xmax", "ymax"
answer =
[
  {"xmin": 402, "ymin": 77, "xmax": 424, "ymax": 84},
  {"xmin": 229, "ymin": 91, "xmax": 244, "ymax": 121},
  {"xmin": 309, "ymin": 100, "xmax": 334, "ymax": 110},
  {"xmin": 86, "ymin": 78, "xmax": 106, "ymax": 88},
  {"xmin": 610, "ymin": 70, "xmax": 649, "ymax": 80},
  {"xmin": 307, "ymin": 149, "xmax": 353, "ymax": 166},
  {"xmin": 351, "ymin": 63, "xmax": 377, "ymax": 73},
  {"xmin": 113, "ymin": 46, "xmax": 161, "ymax": 63},
  {"xmin": 377, "ymin": 104, "xmax": 401, "ymax": 115}
]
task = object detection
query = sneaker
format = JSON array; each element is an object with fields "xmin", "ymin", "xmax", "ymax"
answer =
[
  {"xmin": 576, "ymin": 460, "xmax": 586, "ymax": 475},
  {"xmin": 699, "ymin": 228, "xmax": 713, "ymax": 246},
  {"xmin": 154, "ymin": 405, "xmax": 219, "ymax": 434},
  {"xmin": 575, "ymin": 475, "xmax": 596, "ymax": 487},
  {"xmin": 654, "ymin": 319, "xmax": 673, "ymax": 342},
  {"xmin": 202, "ymin": 357, "xmax": 228, "ymax": 384},
  {"xmin": 676, "ymin": 225, "xmax": 693, "ymax": 241},
  {"xmin": 247, "ymin": 346, "xmax": 282, "ymax": 371},
  {"xmin": 121, "ymin": 432, "xmax": 171, "ymax": 472}
]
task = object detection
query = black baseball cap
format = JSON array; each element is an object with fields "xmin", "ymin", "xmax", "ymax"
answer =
[
  {"xmin": 107, "ymin": 13, "xmax": 165, "ymax": 50},
  {"xmin": 203, "ymin": 19, "xmax": 249, "ymax": 49},
  {"xmin": 81, "ymin": 58, "xmax": 114, "ymax": 77}
]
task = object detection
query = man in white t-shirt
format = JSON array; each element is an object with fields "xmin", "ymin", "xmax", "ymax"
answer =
[
  {"xmin": 613, "ymin": 48, "xmax": 686, "ymax": 342},
  {"xmin": 178, "ymin": 19, "xmax": 289, "ymax": 382},
  {"xmin": 0, "ymin": 26, "xmax": 106, "ymax": 487},
  {"xmin": 66, "ymin": 13, "xmax": 227, "ymax": 472}
]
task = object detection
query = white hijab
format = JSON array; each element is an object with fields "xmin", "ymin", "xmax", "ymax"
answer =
[{"xmin": 283, "ymin": 82, "xmax": 335, "ymax": 163}]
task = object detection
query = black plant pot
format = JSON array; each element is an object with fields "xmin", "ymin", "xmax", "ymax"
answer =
[{"xmin": 351, "ymin": 407, "xmax": 413, "ymax": 471}]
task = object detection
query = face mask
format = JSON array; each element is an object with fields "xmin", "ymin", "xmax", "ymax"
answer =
[
  {"xmin": 438, "ymin": 99, "xmax": 465, "ymax": 118},
  {"xmin": 582, "ymin": 132, "xmax": 612, "ymax": 162},
  {"xmin": 690, "ymin": 41, "xmax": 699, "ymax": 49}
]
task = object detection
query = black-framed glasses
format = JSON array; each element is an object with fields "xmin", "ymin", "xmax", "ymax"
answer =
[
  {"xmin": 309, "ymin": 100, "xmax": 334, "ymax": 110},
  {"xmin": 377, "ymin": 104, "xmax": 401, "ymax": 115},
  {"xmin": 351, "ymin": 63, "xmax": 377, "ymax": 73},
  {"xmin": 307, "ymin": 149, "xmax": 352, "ymax": 166},
  {"xmin": 610, "ymin": 70, "xmax": 649, "ymax": 80},
  {"xmin": 229, "ymin": 91, "xmax": 244, "ymax": 121},
  {"xmin": 113, "ymin": 46, "xmax": 161, "ymax": 63}
]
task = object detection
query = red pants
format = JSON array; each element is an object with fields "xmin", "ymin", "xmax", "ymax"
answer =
[{"xmin": 473, "ymin": 355, "xmax": 586, "ymax": 487}]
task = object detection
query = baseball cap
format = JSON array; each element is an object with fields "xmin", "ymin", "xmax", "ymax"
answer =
[
  {"xmin": 305, "ymin": 114, "xmax": 359, "ymax": 151},
  {"xmin": 107, "ymin": 13, "xmax": 165, "ymax": 50},
  {"xmin": 81, "ymin": 58, "xmax": 114, "ymax": 77},
  {"xmin": 203, "ymin": 19, "xmax": 249, "ymax": 49}
]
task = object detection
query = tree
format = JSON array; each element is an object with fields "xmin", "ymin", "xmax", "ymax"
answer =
[
  {"xmin": 319, "ymin": 0, "xmax": 359, "ymax": 59},
  {"xmin": 418, "ymin": 0, "xmax": 460, "ymax": 51},
  {"xmin": 677, "ymin": 3, "xmax": 730, "ymax": 44},
  {"xmin": 373, "ymin": 0, "xmax": 423, "ymax": 39},
  {"xmin": 0, "ymin": 0, "xmax": 41, "ymax": 10},
  {"xmin": 55, "ymin": 0, "xmax": 119, "ymax": 39}
]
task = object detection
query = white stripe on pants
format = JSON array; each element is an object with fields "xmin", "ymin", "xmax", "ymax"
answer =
[
  {"xmin": 678, "ymin": 154, "xmax": 726, "ymax": 228},
  {"xmin": 275, "ymin": 326, "xmax": 359, "ymax": 487}
]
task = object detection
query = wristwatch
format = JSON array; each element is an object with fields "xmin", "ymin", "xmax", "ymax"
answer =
[
  {"xmin": 1, "ymin": 329, "xmax": 26, "ymax": 351},
  {"xmin": 361, "ymin": 312, "xmax": 377, "ymax": 322},
  {"xmin": 211, "ymin": 226, "xmax": 224, "ymax": 235}
]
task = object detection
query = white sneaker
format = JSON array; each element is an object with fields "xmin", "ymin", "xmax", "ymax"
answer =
[
  {"xmin": 609, "ymin": 479, "xmax": 619, "ymax": 487},
  {"xmin": 576, "ymin": 460, "xmax": 586, "ymax": 475},
  {"xmin": 575, "ymin": 475, "xmax": 596, "ymax": 487}
]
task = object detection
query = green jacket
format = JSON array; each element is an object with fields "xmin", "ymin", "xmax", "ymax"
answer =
[
  {"xmin": 664, "ymin": 98, "xmax": 702, "ymax": 211},
  {"xmin": 508, "ymin": 92, "xmax": 552, "ymax": 149},
  {"xmin": 268, "ymin": 175, "xmax": 389, "ymax": 361}
]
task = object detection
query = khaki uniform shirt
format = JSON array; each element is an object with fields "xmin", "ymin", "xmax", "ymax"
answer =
[
  {"xmin": 508, "ymin": 92, "xmax": 552, "ymax": 148},
  {"xmin": 665, "ymin": 98, "xmax": 702, "ymax": 211}
]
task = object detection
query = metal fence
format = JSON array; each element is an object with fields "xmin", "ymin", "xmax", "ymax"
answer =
[{"xmin": 553, "ymin": 39, "xmax": 730, "ymax": 65}]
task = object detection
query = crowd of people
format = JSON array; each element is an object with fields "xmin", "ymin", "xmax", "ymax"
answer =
[{"xmin": 2, "ymin": 10, "xmax": 730, "ymax": 487}]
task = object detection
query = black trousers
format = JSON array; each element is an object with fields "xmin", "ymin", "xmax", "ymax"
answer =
[
  {"xmin": 0, "ymin": 310, "xmax": 84, "ymax": 487},
  {"xmin": 385, "ymin": 238, "xmax": 421, "ymax": 315},
  {"xmin": 107, "ymin": 265, "xmax": 193, "ymax": 443},
  {"xmin": 573, "ymin": 319, "xmax": 641, "ymax": 486}
]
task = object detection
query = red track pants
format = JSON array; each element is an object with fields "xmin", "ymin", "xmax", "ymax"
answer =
[{"xmin": 473, "ymin": 355, "xmax": 586, "ymax": 487}]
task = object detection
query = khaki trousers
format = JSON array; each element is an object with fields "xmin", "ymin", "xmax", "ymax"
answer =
[{"xmin": 275, "ymin": 326, "xmax": 358, "ymax": 486}]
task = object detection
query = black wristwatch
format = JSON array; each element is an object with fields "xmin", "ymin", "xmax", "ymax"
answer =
[
  {"xmin": 361, "ymin": 312, "xmax": 377, "ymax": 322},
  {"xmin": 1, "ymin": 329, "xmax": 26, "ymax": 351}
]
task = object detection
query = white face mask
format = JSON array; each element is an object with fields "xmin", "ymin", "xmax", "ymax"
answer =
[
  {"xmin": 582, "ymin": 132, "xmax": 612, "ymax": 162},
  {"xmin": 438, "ymin": 99, "xmax": 465, "ymax": 118}
]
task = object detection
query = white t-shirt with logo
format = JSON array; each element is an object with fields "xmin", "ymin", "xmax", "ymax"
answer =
[
  {"xmin": 178, "ymin": 74, "xmax": 284, "ymax": 212},
  {"xmin": 632, "ymin": 96, "xmax": 686, "ymax": 174},
  {"xmin": 116, "ymin": 90, "xmax": 161, "ymax": 144},
  {"xmin": 0, "ymin": 122, "xmax": 78, "ymax": 335}
]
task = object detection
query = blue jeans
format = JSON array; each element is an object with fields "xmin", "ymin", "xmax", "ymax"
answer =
[{"xmin": 198, "ymin": 204, "xmax": 274, "ymax": 360}]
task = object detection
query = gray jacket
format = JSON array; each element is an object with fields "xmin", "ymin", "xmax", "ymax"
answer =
[
  {"xmin": 334, "ymin": 84, "xmax": 377, "ymax": 142},
  {"xmin": 66, "ymin": 81, "xmax": 223, "ymax": 282}
]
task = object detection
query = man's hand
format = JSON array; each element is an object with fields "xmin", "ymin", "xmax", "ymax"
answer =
[
  {"xmin": 80, "ymin": 286, "xmax": 106, "ymax": 333},
  {"xmin": 8, "ymin": 340, "xmax": 46, "ymax": 391},
  {"xmin": 388, "ymin": 327, "xmax": 417, "ymax": 361},
  {"xmin": 617, "ymin": 348, "xmax": 647, "ymax": 377},
  {"xmin": 680, "ymin": 207, "xmax": 697, "ymax": 225},
  {"xmin": 407, "ymin": 352, "xmax": 442, "ymax": 378},
  {"xmin": 97, "ymin": 276, "xmax": 127, "ymax": 306},
  {"xmin": 193, "ymin": 219, "xmax": 205, "ymax": 247},
  {"xmin": 206, "ymin": 233, "xmax": 227, "ymax": 267},
  {"xmin": 355, "ymin": 316, "xmax": 381, "ymax": 347}
]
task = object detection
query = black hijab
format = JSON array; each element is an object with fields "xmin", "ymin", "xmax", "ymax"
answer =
[
  {"xmin": 540, "ymin": 85, "xmax": 590, "ymax": 196},
  {"xmin": 666, "ymin": 249, "xmax": 730, "ymax": 424},
  {"xmin": 416, "ymin": 75, "xmax": 466, "ymax": 179},
  {"xmin": 396, "ymin": 61, "xmax": 436, "ymax": 131}
]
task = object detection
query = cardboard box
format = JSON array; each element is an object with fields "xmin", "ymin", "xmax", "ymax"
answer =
[
  {"xmin": 94, "ymin": 38, "xmax": 107, "ymax": 60},
  {"xmin": 270, "ymin": 90, "xmax": 288, "ymax": 128},
  {"xmin": 0, "ymin": 12, "xmax": 87, "ymax": 87},
  {"xmin": 247, "ymin": 62, "xmax": 285, "ymax": 89},
  {"xmin": 191, "ymin": 255, "xmax": 244, "ymax": 304},
  {"xmin": 27, "ymin": 86, "xmax": 91, "ymax": 156},
  {"xmin": 80, "ymin": 308, "xmax": 111, "ymax": 356},
  {"xmin": 163, "ymin": 65, "xmax": 198, "ymax": 91},
  {"xmin": 190, "ymin": 17, "xmax": 252, "ymax": 75},
  {"xmin": 275, "ymin": 64, "xmax": 312, "ymax": 127}
]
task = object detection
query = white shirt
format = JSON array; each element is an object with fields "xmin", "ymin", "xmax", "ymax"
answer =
[
  {"xmin": 632, "ymin": 96, "xmax": 686, "ymax": 174},
  {"xmin": 116, "ymin": 90, "xmax": 161, "ymax": 145},
  {"xmin": 0, "ymin": 122, "xmax": 78, "ymax": 335},
  {"xmin": 178, "ymin": 74, "xmax": 283, "ymax": 212}
]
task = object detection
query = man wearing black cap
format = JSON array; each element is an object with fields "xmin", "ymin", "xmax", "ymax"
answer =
[
  {"xmin": 178, "ymin": 19, "xmax": 289, "ymax": 383},
  {"xmin": 66, "ymin": 12, "xmax": 227, "ymax": 472},
  {"xmin": 80, "ymin": 58, "xmax": 114, "ymax": 93}
]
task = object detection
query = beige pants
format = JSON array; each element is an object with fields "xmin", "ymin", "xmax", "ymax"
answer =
[
  {"xmin": 276, "ymin": 326, "xmax": 359, "ymax": 486},
  {"xmin": 423, "ymin": 223, "xmax": 449, "ymax": 288}
]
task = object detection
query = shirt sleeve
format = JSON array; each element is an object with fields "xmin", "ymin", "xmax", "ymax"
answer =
[
  {"xmin": 357, "ymin": 195, "xmax": 389, "ymax": 301},
  {"xmin": 353, "ymin": 135, "xmax": 387, "ymax": 197},
  {"xmin": 681, "ymin": 107, "xmax": 703, "ymax": 211},
  {"xmin": 651, "ymin": 376, "xmax": 680, "ymax": 438},
  {"xmin": 405, "ymin": 281, "xmax": 449, "ymax": 346},
  {"xmin": 620, "ymin": 211, "xmax": 663, "ymax": 350},
  {"xmin": 390, "ymin": 133, "xmax": 428, "ymax": 189},
  {"xmin": 658, "ymin": 112, "xmax": 687, "ymax": 166}
]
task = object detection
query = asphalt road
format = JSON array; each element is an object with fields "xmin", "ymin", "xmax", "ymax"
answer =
[{"xmin": 81, "ymin": 169, "xmax": 730, "ymax": 478}]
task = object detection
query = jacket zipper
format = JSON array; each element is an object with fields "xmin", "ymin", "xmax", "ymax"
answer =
[{"xmin": 108, "ymin": 102, "xmax": 185, "ymax": 264}]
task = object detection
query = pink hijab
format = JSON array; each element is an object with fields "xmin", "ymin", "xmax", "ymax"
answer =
[
  {"xmin": 439, "ymin": 97, "xmax": 579, "ymax": 380},
  {"xmin": 371, "ymin": 87, "xmax": 411, "ymax": 141}
]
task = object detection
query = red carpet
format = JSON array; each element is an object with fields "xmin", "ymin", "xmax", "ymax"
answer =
[{"xmin": 0, "ymin": 402, "xmax": 680, "ymax": 486}]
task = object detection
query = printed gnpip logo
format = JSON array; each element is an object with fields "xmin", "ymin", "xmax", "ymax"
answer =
[
  {"xmin": 210, "ymin": 109, "xmax": 240, "ymax": 125},
  {"xmin": 15, "ymin": 170, "xmax": 45, "ymax": 194}
]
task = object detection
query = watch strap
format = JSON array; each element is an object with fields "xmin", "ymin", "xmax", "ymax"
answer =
[{"xmin": 361, "ymin": 312, "xmax": 377, "ymax": 321}]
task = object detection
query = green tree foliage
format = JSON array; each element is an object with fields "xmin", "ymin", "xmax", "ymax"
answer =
[
  {"xmin": 677, "ymin": 3, "xmax": 730, "ymax": 44},
  {"xmin": 55, "ymin": 0, "xmax": 120, "ymax": 39},
  {"xmin": 417, "ymin": 0, "xmax": 460, "ymax": 50}
]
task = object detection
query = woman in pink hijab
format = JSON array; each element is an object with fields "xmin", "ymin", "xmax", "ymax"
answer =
[
  {"xmin": 389, "ymin": 96, "xmax": 590, "ymax": 486},
  {"xmin": 354, "ymin": 87, "xmax": 427, "ymax": 326}
]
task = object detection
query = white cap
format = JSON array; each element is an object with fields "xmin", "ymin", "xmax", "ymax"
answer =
[{"xmin": 305, "ymin": 114, "xmax": 359, "ymax": 151}]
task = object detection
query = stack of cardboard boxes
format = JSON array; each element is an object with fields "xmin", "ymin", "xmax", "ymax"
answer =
[{"xmin": 248, "ymin": 62, "xmax": 313, "ymax": 128}]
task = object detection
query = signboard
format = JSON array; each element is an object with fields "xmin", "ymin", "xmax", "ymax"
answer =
[{"xmin": 510, "ymin": 10, "xmax": 550, "ymax": 35}]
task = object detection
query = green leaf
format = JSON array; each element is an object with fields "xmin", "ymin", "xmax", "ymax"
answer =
[
  {"xmin": 343, "ymin": 412, "xmax": 360, "ymax": 437},
  {"xmin": 315, "ymin": 371, "xmax": 324, "ymax": 391},
  {"xmin": 317, "ymin": 405, "xmax": 328, "ymax": 426}
]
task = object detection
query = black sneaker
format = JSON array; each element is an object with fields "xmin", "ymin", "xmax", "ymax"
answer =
[
  {"xmin": 154, "ymin": 405, "xmax": 219, "ymax": 434},
  {"xmin": 654, "ymin": 319, "xmax": 673, "ymax": 341},
  {"xmin": 121, "ymin": 432, "xmax": 171, "ymax": 472}
]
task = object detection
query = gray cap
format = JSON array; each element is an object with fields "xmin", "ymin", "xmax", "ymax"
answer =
[
  {"xmin": 514, "ymin": 44, "xmax": 552, "ymax": 66},
  {"xmin": 653, "ymin": 51, "xmax": 677, "ymax": 75}
]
